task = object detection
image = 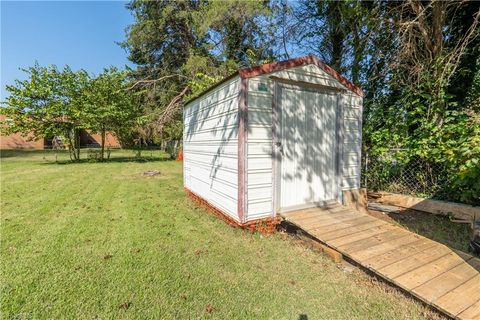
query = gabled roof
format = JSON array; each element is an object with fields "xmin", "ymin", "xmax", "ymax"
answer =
[{"xmin": 185, "ymin": 54, "xmax": 363, "ymax": 106}]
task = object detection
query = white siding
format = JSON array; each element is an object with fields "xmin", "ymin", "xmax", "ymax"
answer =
[
  {"xmin": 246, "ymin": 81, "xmax": 273, "ymax": 220},
  {"xmin": 245, "ymin": 64, "xmax": 362, "ymax": 221},
  {"xmin": 341, "ymin": 92, "xmax": 362, "ymax": 190},
  {"xmin": 183, "ymin": 76, "xmax": 240, "ymax": 221}
]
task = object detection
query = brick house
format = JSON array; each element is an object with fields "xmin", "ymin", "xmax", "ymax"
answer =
[{"xmin": 0, "ymin": 116, "xmax": 120, "ymax": 149}]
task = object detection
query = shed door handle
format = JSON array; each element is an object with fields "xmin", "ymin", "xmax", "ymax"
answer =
[{"xmin": 275, "ymin": 141, "xmax": 284, "ymax": 156}]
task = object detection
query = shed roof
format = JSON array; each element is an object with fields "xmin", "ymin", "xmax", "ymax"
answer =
[{"xmin": 184, "ymin": 55, "xmax": 364, "ymax": 106}]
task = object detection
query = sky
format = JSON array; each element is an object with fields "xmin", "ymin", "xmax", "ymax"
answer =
[{"xmin": 1, "ymin": 1, "xmax": 134, "ymax": 100}]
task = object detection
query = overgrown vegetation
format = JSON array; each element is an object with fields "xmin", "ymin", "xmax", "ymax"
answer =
[{"xmin": 1, "ymin": 150, "xmax": 440, "ymax": 319}]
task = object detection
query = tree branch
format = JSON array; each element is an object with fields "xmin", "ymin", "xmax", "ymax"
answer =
[{"xmin": 127, "ymin": 74, "xmax": 187, "ymax": 90}]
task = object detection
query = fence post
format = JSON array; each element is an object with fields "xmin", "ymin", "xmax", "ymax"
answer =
[{"xmin": 364, "ymin": 152, "xmax": 368, "ymax": 191}]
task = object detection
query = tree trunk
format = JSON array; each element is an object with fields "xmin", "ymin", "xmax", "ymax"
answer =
[
  {"xmin": 326, "ymin": 2, "xmax": 345, "ymax": 73},
  {"xmin": 351, "ymin": 29, "xmax": 362, "ymax": 85},
  {"xmin": 101, "ymin": 127, "xmax": 106, "ymax": 161},
  {"xmin": 67, "ymin": 129, "xmax": 79, "ymax": 161},
  {"xmin": 75, "ymin": 129, "xmax": 80, "ymax": 160}
]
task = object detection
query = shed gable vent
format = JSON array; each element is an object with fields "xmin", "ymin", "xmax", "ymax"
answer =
[{"xmin": 257, "ymin": 82, "xmax": 269, "ymax": 92}]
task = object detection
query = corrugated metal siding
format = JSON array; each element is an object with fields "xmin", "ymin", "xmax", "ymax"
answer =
[
  {"xmin": 246, "ymin": 79, "xmax": 273, "ymax": 220},
  {"xmin": 183, "ymin": 76, "xmax": 240, "ymax": 221},
  {"xmin": 278, "ymin": 86, "xmax": 337, "ymax": 209},
  {"xmin": 341, "ymin": 93, "xmax": 362, "ymax": 190},
  {"xmin": 245, "ymin": 64, "xmax": 362, "ymax": 221}
]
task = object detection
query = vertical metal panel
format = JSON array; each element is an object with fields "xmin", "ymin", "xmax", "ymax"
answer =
[
  {"xmin": 183, "ymin": 105, "xmax": 186, "ymax": 188},
  {"xmin": 271, "ymin": 82, "xmax": 281, "ymax": 215},
  {"xmin": 358, "ymin": 96, "xmax": 364, "ymax": 185},
  {"xmin": 276, "ymin": 85, "xmax": 337, "ymax": 211},
  {"xmin": 335, "ymin": 93, "xmax": 345, "ymax": 201},
  {"xmin": 341, "ymin": 93, "xmax": 362, "ymax": 190}
]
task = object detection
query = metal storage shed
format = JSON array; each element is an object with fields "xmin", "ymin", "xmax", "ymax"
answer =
[{"xmin": 183, "ymin": 55, "xmax": 363, "ymax": 227}]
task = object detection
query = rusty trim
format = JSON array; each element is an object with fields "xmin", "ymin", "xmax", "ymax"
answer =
[
  {"xmin": 240, "ymin": 55, "xmax": 363, "ymax": 97},
  {"xmin": 185, "ymin": 188, "xmax": 279, "ymax": 234}
]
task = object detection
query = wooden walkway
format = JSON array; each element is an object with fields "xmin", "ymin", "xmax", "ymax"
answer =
[{"xmin": 281, "ymin": 205, "xmax": 480, "ymax": 320}]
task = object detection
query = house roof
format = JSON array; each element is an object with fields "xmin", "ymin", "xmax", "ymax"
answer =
[{"xmin": 184, "ymin": 55, "xmax": 364, "ymax": 106}]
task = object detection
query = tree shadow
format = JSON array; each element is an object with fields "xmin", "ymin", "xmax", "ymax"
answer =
[
  {"xmin": 0, "ymin": 149, "xmax": 50, "ymax": 158},
  {"xmin": 40, "ymin": 156, "xmax": 173, "ymax": 165}
]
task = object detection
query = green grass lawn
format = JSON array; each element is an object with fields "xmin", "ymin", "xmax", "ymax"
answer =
[{"xmin": 1, "ymin": 150, "xmax": 440, "ymax": 319}]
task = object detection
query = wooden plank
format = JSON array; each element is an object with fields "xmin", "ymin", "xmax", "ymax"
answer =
[
  {"xmin": 413, "ymin": 259, "xmax": 480, "ymax": 302},
  {"xmin": 319, "ymin": 218, "xmax": 387, "ymax": 241},
  {"xmin": 282, "ymin": 208, "xmax": 323, "ymax": 220},
  {"xmin": 336, "ymin": 228, "xmax": 408, "ymax": 254},
  {"xmin": 368, "ymin": 202, "xmax": 402, "ymax": 213},
  {"xmin": 327, "ymin": 223, "xmax": 398, "ymax": 247},
  {"xmin": 309, "ymin": 216, "xmax": 378, "ymax": 237},
  {"xmin": 324, "ymin": 204, "xmax": 342, "ymax": 210},
  {"xmin": 374, "ymin": 192, "xmax": 478, "ymax": 221},
  {"xmin": 393, "ymin": 252, "xmax": 466, "ymax": 290},
  {"xmin": 308, "ymin": 241, "xmax": 344, "ymax": 263},
  {"xmin": 284, "ymin": 207, "xmax": 350, "ymax": 221},
  {"xmin": 291, "ymin": 209, "xmax": 356, "ymax": 224},
  {"xmin": 378, "ymin": 245, "xmax": 452, "ymax": 279},
  {"xmin": 362, "ymin": 239, "xmax": 436, "ymax": 270},
  {"xmin": 342, "ymin": 188, "xmax": 369, "ymax": 214},
  {"xmin": 458, "ymin": 299, "xmax": 480, "ymax": 320},
  {"xmin": 350, "ymin": 233, "xmax": 421, "ymax": 261},
  {"xmin": 434, "ymin": 274, "xmax": 480, "ymax": 317},
  {"xmin": 304, "ymin": 214, "xmax": 376, "ymax": 231},
  {"xmin": 328, "ymin": 205, "xmax": 353, "ymax": 213}
]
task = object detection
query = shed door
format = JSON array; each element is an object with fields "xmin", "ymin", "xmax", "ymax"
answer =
[{"xmin": 278, "ymin": 86, "xmax": 337, "ymax": 210}]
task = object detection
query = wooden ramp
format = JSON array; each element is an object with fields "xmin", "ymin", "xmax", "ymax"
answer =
[{"xmin": 281, "ymin": 205, "xmax": 480, "ymax": 320}]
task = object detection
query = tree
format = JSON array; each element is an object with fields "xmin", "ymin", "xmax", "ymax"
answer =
[
  {"xmin": 121, "ymin": 0, "xmax": 275, "ymax": 142},
  {"xmin": 1, "ymin": 63, "xmax": 88, "ymax": 160},
  {"xmin": 81, "ymin": 67, "xmax": 141, "ymax": 160}
]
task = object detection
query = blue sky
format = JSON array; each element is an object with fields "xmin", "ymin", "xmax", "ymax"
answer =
[{"xmin": 1, "ymin": 1, "xmax": 134, "ymax": 99}]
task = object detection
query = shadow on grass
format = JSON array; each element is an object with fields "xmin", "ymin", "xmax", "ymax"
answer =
[
  {"xmin": 40, "ymin": 156, "xmax": 174, "ymax": 165},
  {"xmin": 0, "ymin": 149, "xmax": 53, "ymax": 158},
  {"xmin": 0, "ymin": 149, "xmax": 175, "ymax": 164}
]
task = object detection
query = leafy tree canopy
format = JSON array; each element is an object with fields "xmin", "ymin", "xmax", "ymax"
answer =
[{"xmin": 2, "ymin": 64, "xmax": 142, "ymax": 161}]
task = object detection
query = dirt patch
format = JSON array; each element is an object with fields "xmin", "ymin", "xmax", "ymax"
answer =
[{"xmin": 143, "ymin": 170, "xmax": 160, "ymax": 176}]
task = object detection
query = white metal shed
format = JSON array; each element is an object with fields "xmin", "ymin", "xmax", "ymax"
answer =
[{"xmin": 183, "ymin": 55, "xmax": 363, "ymax": 226}]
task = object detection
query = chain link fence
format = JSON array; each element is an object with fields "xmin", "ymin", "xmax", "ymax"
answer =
[{"xmin": 362, "ymin": 149, "xmax": 452, "ymax": 199}]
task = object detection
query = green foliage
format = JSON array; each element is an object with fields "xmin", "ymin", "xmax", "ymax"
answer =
[
  {"xmin": 360, "ymin": 2, "xmax": 480, "ymax": 205},
  {"xmin": 81, "ymin": 67, "xmax": 142, "ymax": 160},
  {"xmin": 122, "ymin": 0, "xmax": 275, "ymax": 142},
  {"xmin": 186, "ymin": 73, "xmax": 223, "ymax": 101},
  {"xmin": 2, "ymin": 64, "xmax": 142, "ymax": 162},
  {"xmin": 1, "ymin": 63, "xmax": 88, "ymax": 160}
]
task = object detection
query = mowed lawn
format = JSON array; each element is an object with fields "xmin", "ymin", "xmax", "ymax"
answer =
[{"xmin": 1, "ymin": 150, "xmax": 438, "ymax": 319}]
